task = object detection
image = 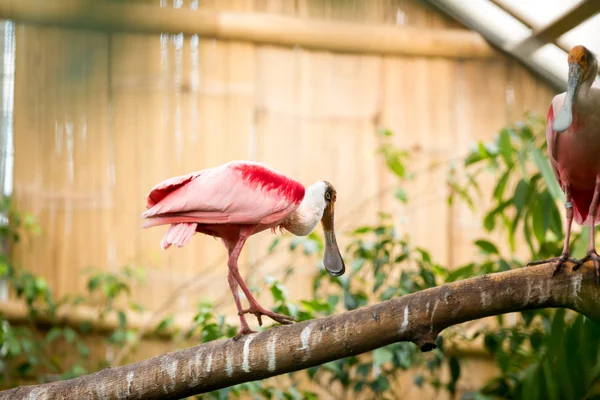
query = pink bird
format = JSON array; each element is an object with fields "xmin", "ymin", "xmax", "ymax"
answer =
[
  {"xmin": 141, "ymin": 160, "xmax": 345, "ymax": 339},
  {"xmin": 529, "ymin": 45, "xmax": 600, "ymax": 282}
]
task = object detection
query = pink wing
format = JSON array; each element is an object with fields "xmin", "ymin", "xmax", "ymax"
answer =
[{"xmin": 141, "ymin": 161, "xmax": 305, "ymax": 228}]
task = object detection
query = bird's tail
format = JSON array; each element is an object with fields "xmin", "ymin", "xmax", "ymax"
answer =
[
  {"xmin": 571, "ymin": 188, "xmax": 600, "ymax": 226},
  {"xmin": 160, "ymin": 223, "xmax": 198, "ymax": 249}
]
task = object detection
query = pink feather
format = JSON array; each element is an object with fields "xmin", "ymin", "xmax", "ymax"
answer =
[{"xmin": 142, "ymin": 161, "xmax": 306, "ymax": 244}]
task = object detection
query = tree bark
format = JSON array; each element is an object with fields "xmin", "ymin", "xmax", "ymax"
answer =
[{"xmin": 2, "ymin": 262, "xmax": 599, "ymax": 400}]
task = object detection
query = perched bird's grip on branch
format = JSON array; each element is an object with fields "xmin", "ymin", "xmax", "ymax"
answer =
[{"xmin": 2, "ymin": 262, "xmax": 600, "ymax": 400}]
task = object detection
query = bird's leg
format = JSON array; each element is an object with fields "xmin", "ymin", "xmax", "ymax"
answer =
[
  {"xmin": 227, "ymin": 269, "xmax": 255, "ymax": 341},
  {"xmin": 527, "ymin": 184, "xmax": 580, "ymax": 273},
  {"xmin": 577, "ymin": 176, "xmax": 600, "ymax": 283},
  {"xmin": 227, "ymin": 232, "xmax": 295, "ymax": 328}
]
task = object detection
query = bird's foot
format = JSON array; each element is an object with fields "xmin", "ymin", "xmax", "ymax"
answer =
[
  {"xmin": 576, "ymin": 250, "xmax": 600, "ymax": 284},
  {"xmin": 233, "ymin": 324, "xmax": 257, "ymax": 341},
  {"xmin": 240, "ymin": 304, "xmax": 295, "ymax": 327},
  {"xmin": 526, "ymin": 253, "xmax": 581, "ymax": 276}
]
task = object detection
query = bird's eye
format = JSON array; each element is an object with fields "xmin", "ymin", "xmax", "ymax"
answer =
[
  {"xmin": 582, "ymin": 53, "xmax": 587, "ymax": 61},
  {"xmin": 325, "ymin": 192, "xmax": 331, "ymax": 201}
]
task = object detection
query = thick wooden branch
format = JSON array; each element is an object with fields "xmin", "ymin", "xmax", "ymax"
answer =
[
  {"xmin": 2, "ymin": 262, "xmax": 599, "ymax": 400},
  {"xmin": 0, "ymin": 0, "xmax": 495, "ymax": 59}
]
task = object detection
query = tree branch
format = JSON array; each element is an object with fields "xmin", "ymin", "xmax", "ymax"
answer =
[{"xmin": 2, "ymin": 262, "xmax": 599, "ymax": 400}]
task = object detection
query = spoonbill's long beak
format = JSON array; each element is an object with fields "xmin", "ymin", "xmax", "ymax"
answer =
[
  {"xmin": 321, "ymin": 200, "xmax": 345, "ymax": 277},
  {"xmin": 554, "ymin": 62, "xmax": 584, "ymax": 132}
]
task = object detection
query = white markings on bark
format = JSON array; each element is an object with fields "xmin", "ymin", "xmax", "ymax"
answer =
[
  {"xmin": 225, "ymin": 345, "xmax": 234, "ymax": 377},
  {"xmin": 126, "ymin": 371, "xmax": 135, "ymax": 395},
  {"xmin": 267, "ymin": 334, "xmax": 277, "ymax": 372},
  {"xmin": 316, "ymin": 326, "xmax": 324, "ymax": 343},
  {"xmin": 242, "ymin": 334, "xmax": 256, "ymax": 373},
  {"xmin": 26, "ymin": 387, "xmax": 48, "ymax": 400},
  {"xmin": 425, "ymin": 301, "xmax": 430, "ymax": 317},
  {"xmin": 480, "ymin": 290, "xmax": 489, "ymax": 308},
  {"xmin": 94, "ymin": 384, "xmax": 108, "ymax": 400},
  {"xmin": 206, "ymin": 352, "xmax": 213, "ymax": 374},
  {"xmin": 525, "ymin": 279, "xmax": 532, "ymax": 305},
  {"xmin": 571, "ymin": 273, "xmax": 583, "ymax": 305},
  {"xmin": 299, "ymin": 324, "xmax": 313, "ymax": 350},
  {"xmin": 344, "ymin": 320, "xmax": 349, "ymax": 340},
  {"xmin": 163, "ymin": 359, "xmax": 178, "ymax": 394},
  {"xmin": 539, "ymin": 280, "xmax": 550, "ymax": 303},
  {"xmin": 531, "ymin": 280, "xmax": 548, "ymax": 304},
  {"xmin": 299, "ymin": 323, "xmax": 315, "ymax": 361},
  {"xmin": 430, "ymin": 300, "xmax": 439, "ymax": 333},
  {"xmin": 399, "ymin": 306, "xmax": 409, "ymax": 333},
  {"xmin": 187, "ymin": 351, "xmax": 203, "ymax": 387}
]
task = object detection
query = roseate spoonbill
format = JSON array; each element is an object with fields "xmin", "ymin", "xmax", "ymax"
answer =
[
  {"xmin": 141, "ymin": 160, "xmax": 346, "ymax": 339},
  {"xmin": 528, "ymin": 45, "xmax": 600, "ymax": 282}
]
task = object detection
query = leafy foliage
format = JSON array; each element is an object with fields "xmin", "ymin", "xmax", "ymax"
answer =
[
  {"xmin": 2, "ymin": 114, "xmax": 598, "ymax": 399},
  {"xmin": 451, "ymin": 113, "xmax": 600, "ymax": 400}
]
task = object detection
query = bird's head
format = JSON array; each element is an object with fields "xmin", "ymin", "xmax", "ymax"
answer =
[
  {"xmin": 319, "ymin": 181, "xmax": 346, "ymax": 277},
  {"xmin": 554, "ymin": 45, "xmax": 598, "ymax": 132}
]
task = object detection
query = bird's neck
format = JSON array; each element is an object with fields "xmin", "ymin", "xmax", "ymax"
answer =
[
  {"xmin": 282, "ymin": 184, "xmax": 327, "ymax": 236},
  {"xmin": 574, "ymin": 81, "xmax": 598, "ymax": 114}
]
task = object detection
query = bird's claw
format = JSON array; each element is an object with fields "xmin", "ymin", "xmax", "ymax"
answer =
[
  {"xmin": 526, "ymin": 254, "xmax": 582, "ymax": 276},
  {"xmin": 576, "ymin": 250, "xmax": 600, "ymax": 284},
  {"xmin": 233, "ymin": 325, "xmax": 257, "ymax": 341},
  {"xmin": 239, "ymin": 306, "xmax": 295, "ymax": 327}
]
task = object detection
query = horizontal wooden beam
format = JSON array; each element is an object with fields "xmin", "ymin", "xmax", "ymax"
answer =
[
  {"xmin": 0, "ymin": 297, "xmax": 489, "ymax": 361},
  {"xmin": 0, "ymin": 299, "xmax": 188, "ymax": 339},
  {"xmin": 509, "ymin": 0, "xmax": 600, "ymax": 56},
  {"xmin": 0, "ymin": 0, "xmax": 496, "ymax": 58}
]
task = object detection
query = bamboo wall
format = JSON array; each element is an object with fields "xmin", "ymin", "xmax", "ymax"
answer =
[{"xmin": 8, "ymin": 0, "xmax": 556, "ymax": 397}]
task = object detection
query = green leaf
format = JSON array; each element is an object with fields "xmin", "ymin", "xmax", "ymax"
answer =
[
  {"xmin": 498, "ymin": 259, "xmax": 511, "ymax": 272},
  {"xmin": 353, "ymin": 226, "xmax": 371, "ymax": 234},
  {"xmin": 413, "ymin": 375, "xmax": 425, "ymax": 387},
  {"xmin": 0, "ymin": 260, "xmax": 7, "ymax": 277},
  {"xmin": 531, "ymin": 147, "xmax": 564, "ymax": 201},
  {"xmin": 446, "ymin": 263, "xmax": 476, "ymax": 282},
  {"xmin": 118, "ymin": 310, "xmax": 127, "ymax": 327},
  {"xmin": 477, "ymin": 142, "xmax": 489, "ymax": 160},
  {"xmin": 474, "ymin": 239, "xmax": 499, "ymax": 255},
  {"xmin": 493, "ymin": 170, "xmax": 510, "ymax": 200},
  {"xmin": 270, "ymin": 283, "xmax": 286, "ymax": 303},
  {"xmin": 63, "ymin": 327, "xmax": 77, "ymax": 343},
  {"xmin": 531, "ymin": 198, "xmax": 546, "ymax": 243},
  {"xmin": 542, "ymin": 360, "xmax": 560, "ymax": 400},
  {"xmin": 87, "ymin": 276, "xmax": 101, "ymax": 292},
  {"xmin": 45, "ymin": 327, "xmax": 62, "ymax": 344},
  {"xmin": 378, "ymin": 128, "xmax": 393, "ymax": 137},
  {"xmin": 573, "ymin": 226, "xmax": 590, "ymax": 259},
  {"xmin": 395, "ymin": 188, "xmax": 408, "ymax": 203},
  {"xmin": 369, "ymin": 375, "xmax": 390, "ymax": 392},
  {"xmin": 76, "ymin": 341, "xmax": 89, "ymax": 357},
  {"xmin": 449, "ymin": 356, "xmax": 461, "ymax": 384},
  {"xmin": 498, "ymin": 129, "xmax": 513, "ymax": 167},
  {"xmin": 384, "ymin": 150, "xmax": 406, "ymax": 179},
  {"xmin": 155, "ymin": 316, "xmax": 174, "ymax": 333},
  {"xmin": 373, "ymin": 272, "xmax": 386, "ymax": 292},
  {"xmin": 513, "ymin": 179, "xmax": 530, "ymax": 215},
  {"xmin": 372, "ymin": 347, "xmax": 393, "ymax": 369},
  {"xmin": 268, "ymin": 237, "xmax": 280, "ymax": 254}
]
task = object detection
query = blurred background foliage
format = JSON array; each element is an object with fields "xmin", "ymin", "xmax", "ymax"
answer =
[{"xmin": 2, "ymin": 114, "xmax": 600, "ymax": 399}]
